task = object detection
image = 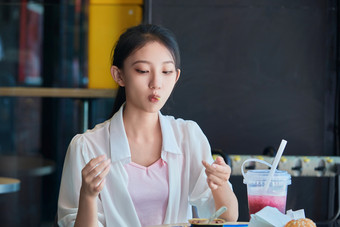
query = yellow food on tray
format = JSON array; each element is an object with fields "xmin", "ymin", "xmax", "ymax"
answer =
[{"xmin": 188, "ymin": 218, "xmax": 226, "ymax": 225}]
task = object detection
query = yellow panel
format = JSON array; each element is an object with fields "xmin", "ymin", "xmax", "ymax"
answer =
[
  {"xmin": 90, "ymin": 0, "xmax": 143, "ymax": 4},
  {"xmin": 88, "ymin": 5, "xmax": 142, "ymax": 89}
]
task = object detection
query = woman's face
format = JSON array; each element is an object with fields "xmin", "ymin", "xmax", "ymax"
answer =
[{"xmin": 114, "ymin": 41, "xmax": 180, "ymax": 114}]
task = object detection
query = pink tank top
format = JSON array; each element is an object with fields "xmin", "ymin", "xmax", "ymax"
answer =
[{"xmin": 124, "ymin": 158, "xmax": 169, "ymax": 227}]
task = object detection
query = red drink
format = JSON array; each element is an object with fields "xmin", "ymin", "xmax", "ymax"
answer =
[
  {"xmin": 248, "ymin": 194, "xmax": 287, "ymax": 215},
  {"xmin": 243, "ymin": 167, "xmax": 291, "ymax": 219}
]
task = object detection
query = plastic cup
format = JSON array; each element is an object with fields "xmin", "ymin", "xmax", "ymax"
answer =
[{"xmin": 243, "ymin": 169, "xmax": 291, "ymax": 216}]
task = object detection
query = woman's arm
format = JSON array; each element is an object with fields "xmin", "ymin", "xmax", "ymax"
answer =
[
  {"xmin": 202, "ymin": 156, "xmax": 239, "ymax": 222},
  {"xmin": 74, "ymin": 155, "xmax": 111, "ymax": 227}
]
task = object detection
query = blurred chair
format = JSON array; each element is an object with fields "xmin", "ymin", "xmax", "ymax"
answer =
[{"xmin": 53, "ymin": 214, "xmax": 58, "ymax": 227}]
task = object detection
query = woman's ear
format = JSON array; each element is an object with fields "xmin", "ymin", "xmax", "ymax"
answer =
[
  {"xmin": 111, "ymin": 66, "xmax": 125, "ymax": 87},
  {"xmin": 175, "ymin": 69, "xmax": 181, "ymax": 83}
]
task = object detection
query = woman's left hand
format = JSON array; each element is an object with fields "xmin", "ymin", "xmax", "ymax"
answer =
[{"xmin": 202, "ymin": 156, "xmax": 231, "ymax": 190}]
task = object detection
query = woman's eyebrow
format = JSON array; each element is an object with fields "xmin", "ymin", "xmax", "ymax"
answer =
[
  {"xmin": 131, "ymin": 60, "xmax": 175, "ymax": 65},
  {"xmin": 163, "ymin": 60, "xmax": 175, "ymax": 65},
  {"xmin": 132, "ymin": 60, "xmax": 150, "ymax": 65}
]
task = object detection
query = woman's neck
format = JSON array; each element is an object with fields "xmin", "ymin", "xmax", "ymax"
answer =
[
  {"xmin": 122, "ymin": 104, "xmax": 163, "ymax": 166},
  {"xmin": 122, "ymin": 105, "xmax": 160, "ymax": 141}
]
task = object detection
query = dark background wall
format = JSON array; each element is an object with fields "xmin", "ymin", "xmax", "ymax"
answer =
[{"xmin": 146, "ymin": 0, "xmax": 339, "ymax": 224}]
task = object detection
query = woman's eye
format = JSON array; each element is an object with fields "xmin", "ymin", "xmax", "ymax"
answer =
[
  {"xmin": 136, "ymin": 69, "xmax": 149, "ymax": 74},
  {"xmin": 163, "ymin": 71, "xmax": 173, "ymax": 75}
]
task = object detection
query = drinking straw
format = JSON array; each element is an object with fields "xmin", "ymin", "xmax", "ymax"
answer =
[
  {"xmin": 208, "ymin": 206, "xmax": 227, "ymax": 223},
  {"xmin": 263, "ymin": 139, "xmax": 287, "ymax": 192}
]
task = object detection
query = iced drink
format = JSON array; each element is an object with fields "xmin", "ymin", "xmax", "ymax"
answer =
[
  {"xmin": 243, "ymin": 169, "xmax": 291, "ymax": 217},
  {"xmin": 248, "ymin": 194, "xmax": 287, "ymax": 214}
]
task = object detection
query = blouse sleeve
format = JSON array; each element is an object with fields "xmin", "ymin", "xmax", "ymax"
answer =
[
  {"xmin": 57, "ymin": 135, "xmax": 105, "ymax": 227},
  {"xmin": 186, "ymin": 121, "xmax": 232, "ymax": 218},
  {"xmin": 185, "ymin": 121, "xmax": 215, "ymax": 218}
]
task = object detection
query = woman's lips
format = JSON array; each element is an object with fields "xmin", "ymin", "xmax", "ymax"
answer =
[{"xmin": 149, "ymin": 95, "xmax": 161, "ymax": 102}]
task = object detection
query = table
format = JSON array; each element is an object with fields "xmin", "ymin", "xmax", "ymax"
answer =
[
  {"xmin": 148, "ymin": 224, "xmax": 189, "ymax": 227},
  {"xmin": 149, "ymin": 222, "xmax": 249, "ymax": 226},
  {"xmin": 0, "ymin": 177, "xmax": 20, "ymax": 194}
]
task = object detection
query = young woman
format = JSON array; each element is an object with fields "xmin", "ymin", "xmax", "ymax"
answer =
[{"xmin": 57, "ymin": 24, "xmax": 238, "ymax": 227}]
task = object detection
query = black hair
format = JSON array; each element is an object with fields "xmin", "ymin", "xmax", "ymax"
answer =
[{"xmin": 110, "ymin": 24, "xmax": 181, "ymax": 115}]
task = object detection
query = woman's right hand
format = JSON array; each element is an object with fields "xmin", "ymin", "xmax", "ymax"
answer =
[{"xmin": 80, "ymin": 155, "xmax": 111, "ymax": 199}]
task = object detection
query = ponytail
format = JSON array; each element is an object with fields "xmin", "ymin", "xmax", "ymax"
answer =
[{"xmin": 110, "ymin": 86, "xmax": 126, "ymax": 117}]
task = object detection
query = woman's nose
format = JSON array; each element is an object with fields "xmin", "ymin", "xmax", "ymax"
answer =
[{"xmin": 149, "ymin": 74, "xmax": 162, "ymax": 89}]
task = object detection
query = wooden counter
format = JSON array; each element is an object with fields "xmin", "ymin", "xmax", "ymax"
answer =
[{"xmin": 0, "ymin": 87, "xmax": 116, "ymax": 98}]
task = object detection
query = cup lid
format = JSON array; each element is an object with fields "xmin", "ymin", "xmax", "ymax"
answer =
[{"xmin": 243, "ymin": 169, "xmax": 291, "ymax": 185}]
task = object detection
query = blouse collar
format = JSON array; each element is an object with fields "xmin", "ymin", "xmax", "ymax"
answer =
[{"xmin": 109, "ymin": 104, "xmax": 181, "ymax": 164}]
